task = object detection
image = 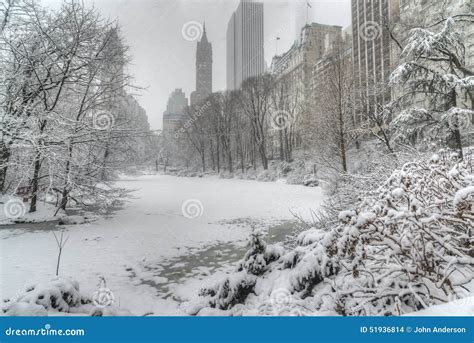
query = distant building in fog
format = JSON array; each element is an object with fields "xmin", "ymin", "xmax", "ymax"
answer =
[
  {"xmin": 293, "ymin": 1, "xmax": 308, "ymax": 41},
  {"xmin": 351, "ymin": 0, "xmax": 400, "ymax": 122},
  {"xmin": 226, "ymin": 0, "xmax": 265, "ymax": 90},
  {"xmin": 311, "ymin": 27, "xmax": 353, "ymax": 128},
  {"xmin": 270, "ymin": 22, "xmax": 342, "ymax": 146},
  {"xmin": 271, "ymin": 23, "xmax": 342, "ymax": 78},
  {"xmin": 191, "ymin": 24, "xmax": 212, "ymax": 106},
  {"xmin": 163, "ymin": 88, "xmax": 188, "ymax": 136}
]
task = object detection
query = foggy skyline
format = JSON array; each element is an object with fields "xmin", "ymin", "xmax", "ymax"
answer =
[{"xmin": 44, "ymin": 0, "xmax": 351, "ymax": 130}]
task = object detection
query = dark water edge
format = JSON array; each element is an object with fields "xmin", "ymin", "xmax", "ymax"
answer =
[{"xmin": 132, "ymin": 220, "xmax": 301, "ymax": 300}]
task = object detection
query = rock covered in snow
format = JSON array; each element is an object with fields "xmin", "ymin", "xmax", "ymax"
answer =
[{"xmin": 59, "ymin": 215, "xmax": 88, "ymax": 225}]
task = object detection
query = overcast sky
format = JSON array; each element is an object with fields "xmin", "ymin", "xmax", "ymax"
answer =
[{"xmin": 44, "ymin": 0, "xmax": 351, "ymax": 130}]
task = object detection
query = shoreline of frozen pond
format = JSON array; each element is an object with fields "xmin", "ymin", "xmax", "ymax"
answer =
[{"xmin": 0, "ymin": 174, "xmax": 325, "ymax": 315}]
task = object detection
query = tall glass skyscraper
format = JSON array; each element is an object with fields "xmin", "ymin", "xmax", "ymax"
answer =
[{"xmin": 226, "ymin": 0, "xmax": 265, "ymax": 90}]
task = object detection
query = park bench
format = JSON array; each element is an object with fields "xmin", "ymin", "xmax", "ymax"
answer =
[{"xmin": 16, "ymin": 186, "xmax": 33, "ymax": 203}]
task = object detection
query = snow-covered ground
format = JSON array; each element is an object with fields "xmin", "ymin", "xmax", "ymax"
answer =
[
  {"xmin": 0, "ymin": 174, "xmax": 324, "ymax": 315},
  {"xmin": 408, "ymin": 297, "xmax": 474, "ymax": 316}
]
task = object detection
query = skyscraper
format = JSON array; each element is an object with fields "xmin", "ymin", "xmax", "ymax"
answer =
[
  {"xmin": 162, "ymin": 88, "xmax": 188, "ymax": 136},
  {"xmin": 293, "ymin": 1, "xmax": 308, "ymax": 40},
  {"xmin": 226, "ymin": 0, "xmax": 265, "ymax": 90},
  {"xmin": 191, "ymin": 24, "xmax": 212, "ymax": 106},
  {"xmin": 351, "ymin": 0, "xmax": 399, "ymax": 122}
]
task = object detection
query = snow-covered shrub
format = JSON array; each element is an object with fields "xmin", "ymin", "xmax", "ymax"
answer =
[
  {"xmin": 285, "ymin": 229, "xmax": 339, "ymax": 294},
  {"xmin": 237, "ymin": 230, "xmax": 285, "ymax": 275},
  {"xmin": 257, "ymin": 170, "xmax": 277, "ymax": 182},
  {"xmin": 305, "ymin": 149, "xmax": 473, "ymax": 315},
  {"xmin": 2, "ymin": 277, "xmax": 133, "ymax": 316},
  {"xmin": 2, "ymin": 278, "xmax": 91, "ymax": 315},
  {"xmin": 302, "ymin": 174, "xmax": 319, "ymax": 187},
  {"xmin": 298, "ymin": 150, "xmax": 425, "ymax": 239},
  {"xmin": 194, "ymin": 231, "xmax": 285, "ymax": 312},
  {"xmin": 219, "ymin": 171, "xmax": 234, "ymax": 179},
  {"xmin": 197, "ymin": 271, "xmax": 257, "ymax": 311},
  {"xmin": 193, "ymin": 150, "xmax": 473, "ymax": 316},
  {"xmin": 330, "ymin": 150, "xmax": 473, "ymax": 315}
]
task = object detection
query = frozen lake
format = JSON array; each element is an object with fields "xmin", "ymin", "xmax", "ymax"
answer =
[{"xmin": 0, "ymin": 174, "xmax": 324, "ymax": 315}]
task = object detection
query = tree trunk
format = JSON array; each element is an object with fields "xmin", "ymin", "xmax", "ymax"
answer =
[
  {"xmin": 59, "ymin": 188, "xmax": 68, "ymax": 211},
  {"xmin": 258, "ymin": 142, "xmax": 268, "ymax": 170},
  {"xmin": 58, "ymin": 142, "xmax": 75, "ymax": 213},
  {"xmin": 101, "ymin": 145, "xmax": 110, "ymax": 180},
  {"xmin": 227, "ymin": 143, "xmax": 233, "ymax": 173},
  {"xmin": 29, "ymin": 153, "xmax": 42, "ymax": 213},
  {"xmin": 279, "ymin": 130, "xmax": 284, "ymax": 161},
  {"xmin": 284, "ymin": 128, "xmax": 291, "ymax": 162},
  {"xmin": 216, "ymin": 137, "xmax": 220, "ymax": 173},
  {"xmin": 0, "ymin": 142, "xmax": 10, "ymax": 192},
  {"xmin": 451, "ymin": 89, "xmax": 463, "ymax": 160},
  {"xmin": 338, "ymin": 108, "xmax": 348, "ymax": 173},
  {"xmin": 201, "ymin": 149, "xmax": 206, "ymax": 173},
  {"xmin": 239, "ymin": 139, "xmax": 244, "ymax": 173}
]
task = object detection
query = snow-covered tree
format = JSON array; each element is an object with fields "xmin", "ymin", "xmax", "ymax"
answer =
[
  {"xmin": 310, "ymin": 38, "xmax": 355, "ymax": 174},
  {"xmin": 0, "ymin": 0, "xmax": 152, "ymax": 214},
  {"xmin": 193, "ymin": 230, "xmax": 284, "ymax": 312},
  {"xmin": 390, "ymin": 16, "xmax": 474, "ymax": 158}
]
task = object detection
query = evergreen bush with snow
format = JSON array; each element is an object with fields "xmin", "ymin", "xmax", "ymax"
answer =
[
  {"xmin": 389, "ymin": 17, "xmax": 473, "ymax": 156},
  {"xmin": 191, "ymin": 230, "xmax": 285, "ymax": 313}
]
